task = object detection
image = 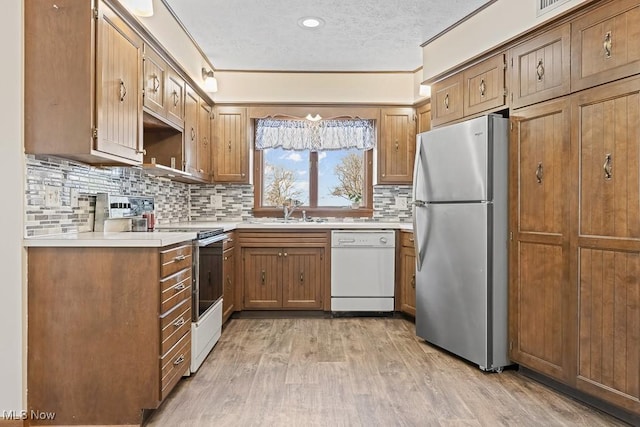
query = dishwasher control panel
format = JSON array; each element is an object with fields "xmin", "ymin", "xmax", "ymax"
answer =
[{"xmin": 331, "ymin": 230, "xmax": 396, "ymax": 248}]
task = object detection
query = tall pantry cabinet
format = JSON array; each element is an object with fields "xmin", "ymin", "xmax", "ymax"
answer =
[{"xmin": 507, "ymin": 0, "xmax": 640, "ymax": 417}]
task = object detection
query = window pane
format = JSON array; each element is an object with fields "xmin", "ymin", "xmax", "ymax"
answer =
[
  {"xmin": 262, "ymin": 148, "xmax": 309, "ymax": 206},
  {"xmin": 318, "ymin": 149, "xmax": 365, "ymax": 207}
]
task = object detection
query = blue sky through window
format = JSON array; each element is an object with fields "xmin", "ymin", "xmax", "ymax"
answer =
[{"xmin": 263, "ymin": 148, "xmax": 363, "ymax": 207}]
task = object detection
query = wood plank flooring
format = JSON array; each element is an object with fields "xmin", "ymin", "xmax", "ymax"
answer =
[{"xmin": 146, "ymin": 318, "xmax": 627, "ymax": 426}]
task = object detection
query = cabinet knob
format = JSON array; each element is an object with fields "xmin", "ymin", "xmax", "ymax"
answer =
[
  {"xmin": 119, "ymin": 80, "xmax": 127, "ymax": 102},
  {"xmin": 444, "ymin": 93, "xmax": 450, "ymax": 110},
  {"xmin": 479, "ymin": 79, "xmax": 486, "ymax": 97},
  {"xmin": 535, "ymin": 162, "xmax": 543, "ymax": 184},
  {"xmin": 151, "ymin": 74, "xmax": 160, "ymax": 93}
]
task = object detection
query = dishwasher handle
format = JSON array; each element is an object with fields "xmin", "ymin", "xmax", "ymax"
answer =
[{"xmin": 337, "ymin": 239, "xmax": 356, "ymax": 244}]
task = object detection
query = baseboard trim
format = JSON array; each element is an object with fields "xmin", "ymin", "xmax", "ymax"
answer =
[{"xmin": 519, "ymin": 367, "xmax": 639, "ymax": 426}]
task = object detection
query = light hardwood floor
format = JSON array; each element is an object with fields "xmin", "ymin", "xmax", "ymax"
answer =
[{"xmin": 146, "ymin": 318, "xmax": 627, "ymax": 426}]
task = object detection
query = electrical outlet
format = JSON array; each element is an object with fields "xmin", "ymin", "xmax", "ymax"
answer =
[
  {"xmin": 45, "ymin": 185, "xmax": 61, "ymax": 208},
  {"xmin": 395, "ymin": 196, "xmax": 408, "ymax": 209},
  {"xmin": 213, "ymin": 195, "xmax": 223, "ymax": 209},
  {"xmin": 70, "ymin": 188, "xmax": 79, "ymax": 208}
]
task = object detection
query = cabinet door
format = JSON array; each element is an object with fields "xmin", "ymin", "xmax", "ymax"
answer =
[
  {"xmin": 222, "ymin": 248, "xmax": 235, "ymax": 323},
  {"xmin": 573, "ymin": 77, "xmax": 640, "ymax": 413},
  {"xmin": 509, "ymin": 98, "xmax": 573, "ymax": 383},
  {"xmin": 431, "ymin": 74, "xmax": 463, "ymax": 127},
  {"xmin": 166, "ymin": 70, "xmax": 185, "ymax": 128},
  {"xmin": 571, "ymin": 0, "xmax": 640, "ymax": 92},
  {"xmin": 95, "ymin": 2, "xmax": 143, "ymax": 162},
  {"xmin": 197, "ymin": 101, "xmax": 212, "ymax": 181},
  {"xmin": 416, "ymin": 102, "xmax": 431, "ymax": 134},
  {"xmin": 183, "ymin": 86, "xmax": 198, "ymax": 175},
  {"xmin": 282, "ymin": 247, "xmax": 323, "ymax": 309},
  {"xmin": 142, "ymin": 45, "xmax": 166, "ymax": 117},
  {"xmin": 511, "ymin": 23, "xmax": 571, "ymax": 109},
  {"xmin": 213, "ymin": 106, "xmax": 249, "ymax": 183},
  {"xmin": 242, "ymin": 248, "xmax": 282, "ymax": 309},
  {"xmin": 462, "ymin": 53, "xmax": 506, "ymax": 116},
  {"xmin": 378, "ymin": 107, "xmax": 416, "ymax": 184},
  {"xmin": 400, "ymin": 245, "xmax": 416, "ymax": 317}
]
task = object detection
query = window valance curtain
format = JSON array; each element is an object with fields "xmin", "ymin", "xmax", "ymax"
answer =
[{"xmin": 255, "ymin": 118, "xmax": 375, "ymax": 151}]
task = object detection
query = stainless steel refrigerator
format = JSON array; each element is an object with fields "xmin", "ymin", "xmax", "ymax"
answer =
[{"xmin": 412, "ymin": 114, "xmax": 510, "ymax": 372}]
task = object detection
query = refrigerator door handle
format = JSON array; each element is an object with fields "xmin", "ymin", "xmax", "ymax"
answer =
[{"xmin": 412, "ymin": 134, "xmax": 428, "ymax": 272}]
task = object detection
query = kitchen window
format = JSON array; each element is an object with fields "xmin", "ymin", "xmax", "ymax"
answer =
[{"xmin": 253, "ymin": 118, "xmax": 374, "ymax": 217}]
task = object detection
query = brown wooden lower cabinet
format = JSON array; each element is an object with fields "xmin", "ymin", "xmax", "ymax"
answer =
[
  {"xmin": 398, "ymin": 231, "xmax": 416, "ymax": 316},
  {"xmin": 27, "ymin": 242, "xmax": 192, "ymax": 425},
  {"xmin": 239, "ymin": 230, "xmax": 329, "ymax": 310},
  {"xmin": 222, "ymin": 246, "xmax": 236, "ymax": 323}
]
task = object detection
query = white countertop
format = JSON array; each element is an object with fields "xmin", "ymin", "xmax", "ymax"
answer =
[
  {"xmin": 25, "ymin": 221, "xmax": 412, "ymax": 247},
  {"xmin": 157, "ymin": 220, "xmax": 413, "ymax": 231},
  {"xmin": 24, "ymin": 231, "xmax": 197, "ymax": 248}
]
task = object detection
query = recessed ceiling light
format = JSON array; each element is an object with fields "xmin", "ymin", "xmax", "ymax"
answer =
[{"xmin": 298, "ymin": 17, "xmax": 324, "ymax": 29}]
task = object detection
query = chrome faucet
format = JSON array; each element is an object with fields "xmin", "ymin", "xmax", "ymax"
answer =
[{"xmin": 283, "ymin": 200, "xmax": 300, "ymax": 221}]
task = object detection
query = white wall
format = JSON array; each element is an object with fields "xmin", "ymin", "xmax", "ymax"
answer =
[
  {"xmin": 0, "ymin": 0, "xmax": 25, "ymax": 414},
  {"xmin": 213, "ymin": 71, "xmax": 417, "ymax": 104},
  {"xmin": 422, "ymin": 0, "xmax": 589, "ymax": 81}
]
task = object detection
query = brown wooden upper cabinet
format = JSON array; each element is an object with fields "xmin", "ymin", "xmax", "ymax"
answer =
[
  {"xmin": 142, "ymin": 46, "xmax": 167, "ymax": 120},
  {"xmin": 184, "ymin": 85, "xmax": 212, "ymax": 182},
  {"xmin": 212, "ymin": 106, "xmax": 249, "ymax": 183},
  {"xmin": 462, "ymin": 53, "xmax": 506, "ymax": 116},
  {"xmin": 571, "ymin": 0, "xmax": 640, "ymax": 92},
  {"xmin": 431, "ymin": 74, "xmax": 464, "ymax": 127},
  {"xmin": 511, "ymin": 24, "xmax": 571, "ymax": 109},
  {"xmin": 143, "ymin": 44, "xmax": 186, "ymax": 130},
  {"xmin": 378, "ymin": 107, "xmax": 417, "ymax": 184},
  {"xmin": 416, "ymin": 102, "xmax": 432, "ymax": 134},
  {"xmin": 25, "ymin": 0, "xmax": 144, "ymax": 165}
]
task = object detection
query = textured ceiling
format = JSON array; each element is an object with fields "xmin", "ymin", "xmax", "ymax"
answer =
[{"xmin": 163, "ymin": 0, "xmax": 490, "ymax": 72}]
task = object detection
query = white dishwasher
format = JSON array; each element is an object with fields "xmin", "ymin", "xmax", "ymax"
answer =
[{"xmin": 331, "ymin": 230, "xmax": 396, "ymax": 312}]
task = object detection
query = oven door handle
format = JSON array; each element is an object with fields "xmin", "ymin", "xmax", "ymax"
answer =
[{"xmin": 197, "ymin": 233, "xmax": 229, "ymax": 247}]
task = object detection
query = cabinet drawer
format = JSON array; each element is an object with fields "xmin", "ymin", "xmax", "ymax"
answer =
[
  {"xmin": 160, "ymin": 331, "xmax": 191, "ymax": 400},
  {"xmin": 571, "ymin": 0, "xmax": 640, "ymax": 91},
  {"xmin": 400, "ymin": 231, "xmax": 415, "ymax": 248},
  {"xmin": 432, "ymin": 74, "xmax": 463, "ymax": 127},
  {"xmin": 160, "ymin": 268, "xmax": 191, "ymax": 314},
  {"xmin": 462, "ymin": 53, "xmax": 506, "ymax": 116},
  {"xmin": 511, "ymin": 24, "xmax": 570, "ymax": 108},
  {"xmin": 160, "ymin": 301, "xmax": 191, "ymax": 357},
  {"xmin": 160, "ymin": 244, "xmax": 192, "ymax": 278},
  {"xmin": 223, "ymin": 233, "xmax": 235, "ymax": 251}
]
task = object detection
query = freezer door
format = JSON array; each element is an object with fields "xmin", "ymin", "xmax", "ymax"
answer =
[
  {"xmin": 421, "ymin": 115, "xmax": 491, "ymax": 202},
  {"xmin": 415, "ymin": 202, "xmax": 491, "ymax": 368}
]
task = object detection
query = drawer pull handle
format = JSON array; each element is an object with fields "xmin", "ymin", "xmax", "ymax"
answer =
[
  {"xmin": 300, "ymin": 271, "xmax": 304, "ymax": 284},
  {"xmin": 173, "ymin": 317, "xmax": 186, "ymax": 328},
  {"xmin": 173, "ymin": 354, "xmax": 185, "ymax": 366},
  {"xmin": 411, "ymin": 273, "xmax": 416, "ymax": 289},
  {"xmin": 604, "ymin": 31, "xmax": 612, "ymax": 58},
  {"xmin": 338, "ymin": 239, "xmax": 356, "ymax": 244},
  {"xmin": 173, "ymin": 255, "xmax": 186, "ymax": 262},
  {"xmin": 172, "ymin": 90, "xmax": 179, "ymax": 107},
  {"xmin": 228, "ymin": 140, "xmax": 232, "ymax": 151},
  {"xmin": 409, "ymin": 237, "xmax": 414, "ymax": 242},
  {"xmin": 444, "ymin": 93, "xmax": 450, "ymax": 110},
  {"xmin": 175, "ymin": 283, "xmax": 186, "ymax": 291},
  {"xmin": 536, "ymin": 59, "xmax": 545, "ymax": 81},
  {"xmin": 191, "ymin": 127, "xmax": 196, "ymax": 141},
  {"xmin": 479, "ymin": 79, "xmax": 486, "ymax": 97},
  {"xmin": 261, "ymin": 270, "xmax": 266, "ymax": 284},
  {"xmin": 535, "ymin": 162, "xmax": 543, "ymax": 184},
  {"xmin": 603, "ymin": 153, "xmax": 612, "ymax": 180}
]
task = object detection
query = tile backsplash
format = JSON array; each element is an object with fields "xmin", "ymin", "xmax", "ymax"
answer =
[
  {"xmin": 24, "ymin": 155, "xmax": 189, "ymax": 236},
  {"xmin": 24, "ymin": 155, "xmax": 412, "ymax": 236}
]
